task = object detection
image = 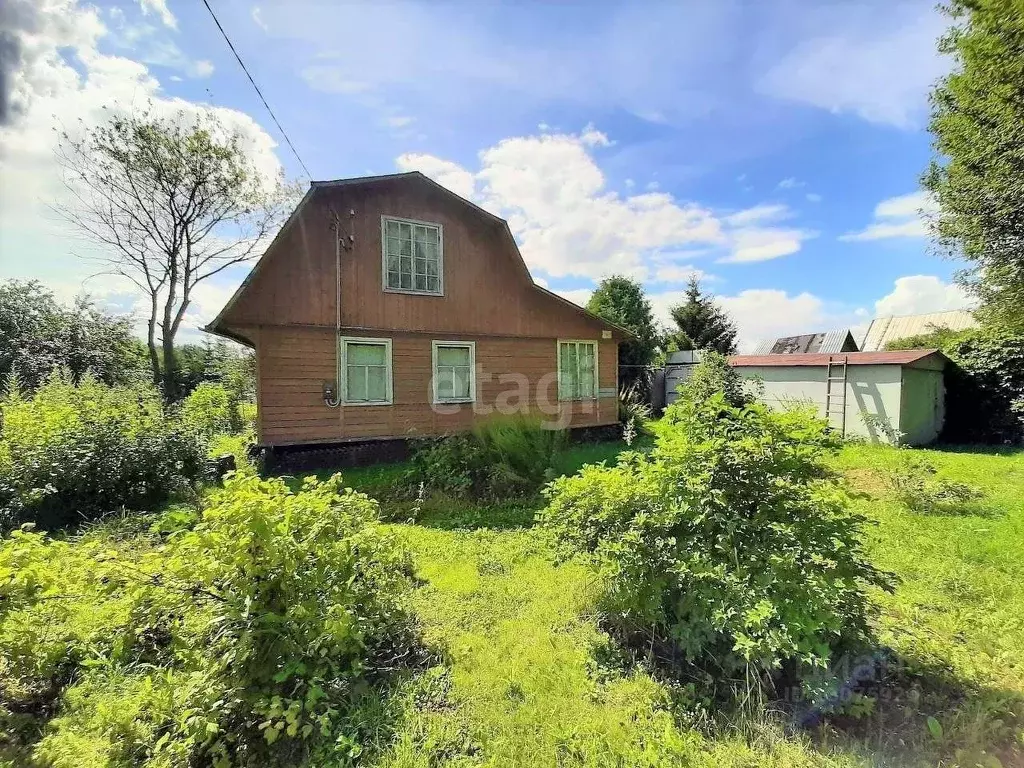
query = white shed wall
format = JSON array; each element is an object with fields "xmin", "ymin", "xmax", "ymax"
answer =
[{"xmin": 735, "ymin": 365, "xmax": 905, "ymax": 443}]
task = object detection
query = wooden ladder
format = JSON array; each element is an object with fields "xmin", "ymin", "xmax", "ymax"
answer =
[{"xmin": 824, "ymin": 355, "xmax": 848, "ymax": 437}]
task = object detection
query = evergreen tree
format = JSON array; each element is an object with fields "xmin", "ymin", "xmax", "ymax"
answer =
[
  {"xmin": 924, "ymin": 0, "xmax": 1024, "ymax": 330},
  {"xmin": 587, "ymin": 276, "xmax": 658, "ymax": 392},
  {"xmin": 665, "ymin": 277, "xmax": 738, "ymax": 354}
]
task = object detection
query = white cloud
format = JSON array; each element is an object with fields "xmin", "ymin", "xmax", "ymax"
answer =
[
  {"xmin": 0, "ymin": 0, "xmax": 284, "ymax": 334},
  {"xmin": 395, "ymin": 153, "xmax": 476, "ymax": 200},
  {"xmin": 251, "ymin": 6, "xmax": 269, "ymax": 32},
  {"xmin": 300, "ymin": 64, "xmax": 371, "ymax": 94},
  {"xmin": 874, "ymin": 275, "xmax": 975, "ymax": 317},
  {"xmin": 397, "ymin": 127, "xmax": 814, "ymax": 281},
  {"xmin": 776, "ymin": 177, "xmax": 804, "ymax": 190},
  {"xmin": 652, "ymin": 263, "xmax": 711, "ymax": 285},
  {"xmin": 757, "ymin": 4, "xmax": 948, "ymax": 129},
  {"xmin": 192, "ymin": 60, "xmax": 215, "ymax": 78},
  {"xmin": 384, "ymin": 115, "xmax": 414, "ymax": 129},
  {"xmin": 137, "ymin": 0, "xmax": 176, "ymax": 30},
  {"xmin": 840, "ymin": 190, "xmax": 938, "ymax": 241},
  {"xmin": 553, "ymin": 288, "xmax": 593, "ymax": 309}
]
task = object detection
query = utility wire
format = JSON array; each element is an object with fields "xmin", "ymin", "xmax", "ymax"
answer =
[{"xmin": 200, "ymin": 0, "xmax": 313, "ymax": 179}]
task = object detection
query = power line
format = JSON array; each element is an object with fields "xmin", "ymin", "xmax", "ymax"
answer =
[{"xmin": 200, "ymin": 0, "xmax": 312, "ymax": 179}]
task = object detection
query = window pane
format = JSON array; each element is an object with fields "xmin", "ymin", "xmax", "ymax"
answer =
[
  {"xmin": 387, "ymin": 271, "xmax": 400, "ymax": 289},
  {"xmin": 426, "ymin": 227, "xmax": 438, "ymax": 244},
  {"xmin": 426, "ymin": 276, "xmax": 440, "ymax": 293},
  {"xmin": 415, "ymin": 274, "xmax": 426, "ymax": 291},
  {"xmin": 437, "ymin": 346, "xmax": 470, "ymax": 366},
  {"xmin": 415, "ymin": 257, "xmax": 427, "ymax": 275},
  {"xmin": 400, "ymin": 272, "xmax": 412, "ymax": 289},
  {"xmin": 347, "ymin": 366, "xmax": 367, "ymax": 401},
  {"xmin": 348, "ymin": 343, "xmax": 386, "ymax": 365},
  {"xmin": 436, "ymin": 368, "xmax": 453, "ymax": 399},
  {"xmin": 399, "ymin": 222, "xmax": 411, "ymax": 239},
  {"xmin": 451, "ymin": 367, "xmax": 471, "ymax": 398},
  {"xmin": 399, "ymin": 239, "xmax": 411, "ymax": 256},
  {"xmin": 367, "ymin": 367, "xmax": 387, "ymax": 401},
  {"xmin": 426, "ymin": 259, "xmax": 438, "ymax": 277}
]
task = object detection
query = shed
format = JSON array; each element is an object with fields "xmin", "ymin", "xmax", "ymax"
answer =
[
  {"xmin": 752, "ymin": 329, "xmax": 859, "ymax": 355},
  {"xmin": 728, "ymin": 350, "xmax": 947, "ymax": 445}
]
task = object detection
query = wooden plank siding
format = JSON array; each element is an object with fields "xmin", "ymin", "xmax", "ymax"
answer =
[
  {"xmin": 254, "ymin": 326, "xmax": 618, "ymax": 446},
  {"xmin": 214, "ymin": 174, "xmax": 626, "ymax": 446}
]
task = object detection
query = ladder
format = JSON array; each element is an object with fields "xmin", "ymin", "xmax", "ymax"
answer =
[{"xmin": 824, "ymin": 356, "xmax": 848, "ymax": 437}]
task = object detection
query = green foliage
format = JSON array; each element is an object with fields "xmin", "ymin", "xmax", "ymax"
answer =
[
  {"xmin": 540, "ymin": 394, "xmax": 890, "ymax": 698},
  {"xmin": 172, "ymin": 340, "xmax": 256, "ymax": 404},
  {"xmin": 881, "ymin": 452, "xmax": 984, "ymax": 514},
  {"xmin": 665, "ymin": 277, "xmax": 738, "ymax": 355},
  {"xmin": 665, "ymin": 351, "xmax": 750, "ymax": 419},
  {"xmin": 924, "ymin": 0, "xmax": 1024, "ymax": 331},
  {"xmin": 409, "ymin": 416, "xmax": 565, "ymax": 500},
  {"xmin": 181, "ymin": 381, "xmax": 236, "ymax": 436},
  {"xmin": 0, "ymin": 373, "xmax": 204, "ymax": 530},
  {"xmin": 586, "ymin": 275, "xmax": 658, "ymax": 392},
  {"xmin": 0, "ymin": 279, "xmax": 147, "ymax": 394},
  {"xmin": 0, "ymin": 473, "xmax": 415, "ymax": 765},
  {"xmin": 883, "ymin": 326, "xmax": 967, "ymax": 352}
]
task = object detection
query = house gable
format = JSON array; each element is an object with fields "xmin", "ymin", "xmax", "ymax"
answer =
[{"xmin": 208, "ymin": 172, "xmax": 627, "ymax": 344}]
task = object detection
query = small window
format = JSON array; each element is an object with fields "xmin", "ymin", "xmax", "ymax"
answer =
[
  {"xmin": 341, "ymin": 337, "xmax": 393, "ymax": 404},
  {"xmin": 558, "ymin": 340, "xmax": 597, "ymax": 400},
  {"xmin": 432, "ymin": 341, "xmax": 476, "ymax": 403},
  {"xmin": 382, "ymin": 216, "xmax": 442, "ymax": 295}
]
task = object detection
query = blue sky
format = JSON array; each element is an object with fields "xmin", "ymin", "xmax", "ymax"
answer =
[{"xmin": 0, "ymin": 0, "xmax": 972, "ymax": 349}]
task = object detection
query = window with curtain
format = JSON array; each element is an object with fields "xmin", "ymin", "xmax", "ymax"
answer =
[
  {"xmin": 342, "ymin": 338, "xmax": 392, "ymax": 404},
  {"xmin": 432, "ymin": 341, "xmax": 475, "ymax": 402},
  {"xmin": 383, "ymin": 217, "xmax": 442, "ymax": 294},
  {"xmin": 558, "ymin": 341, "xmax": 597, "ymax": 400}
]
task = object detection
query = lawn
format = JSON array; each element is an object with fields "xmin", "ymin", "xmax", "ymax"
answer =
[{"xmin": 325, "ymin": 439, "xmax": 1024, "ymax": 767}]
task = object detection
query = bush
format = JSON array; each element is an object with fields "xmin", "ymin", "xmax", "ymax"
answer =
[
  {"xmin": 882, "ymin": 452, "xmax": 984, "ymax": 513},
  {"xmin": 409, "ymin": 415, "xmax": 565, "ymax": 500},
  {"xmin": 0, "ymin": 473, "xmax": 415, "ymax": 765},
  {"xmin": 666, "ymin": 351, "xmax": 751, "ymax": 420},
  {"xmin": 539, "ymin": 393, "xmax": 891, "ymax": 699},
  {"xmin": 180, "ymin": 381, "xmax": 235, "ymax": 436},
  {"xmin": 0, "ymin": 373, "xmax": 204, "ymax": 530}
]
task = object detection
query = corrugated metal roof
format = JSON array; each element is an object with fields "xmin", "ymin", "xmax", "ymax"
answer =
[
  {"xmin": 751, "ymin": 329, "xmax": 858, "ymax": 355},
  {"xmin": 860, "ymin": 310, "xmax": 976, "ymax": 351},
  {"xmin": 729, "ymin": 349, "xmax": 945, "ymax": 367}
]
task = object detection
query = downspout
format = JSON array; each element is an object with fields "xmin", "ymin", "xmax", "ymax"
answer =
[{"xmin": 324, "ymin": 209, "xmax": 355, "ymax": 408}]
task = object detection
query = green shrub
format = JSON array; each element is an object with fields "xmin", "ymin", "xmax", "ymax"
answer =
[
  {"xmin": 410, "ymin": 415, "xmax": 565, "ymax": 500},
  {"xmin": 0, "ymin": 473, "xmax": 415, "ymax": 765},
  {"xmin": 539, "ymin": 393, "xmax": 891, "ymax": 699},
  {"xmin": 180, "ymin": 381, "xmax": 235, "ymax": 436},
  {"xmin": 882, "ymin": 452, "xmax": 984, "ymax": 513},
  {"xmin": 0, "ymin": 373, "xmax": 204, "ymax": 530},
  {"xmin": 666, "ymin": 351, "xmax": 750, "ymax": 421}
]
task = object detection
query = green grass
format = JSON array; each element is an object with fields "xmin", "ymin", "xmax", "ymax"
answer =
[{"xmin": 311, "ymin": 440, "xmax": 1024, "ymax": 768}]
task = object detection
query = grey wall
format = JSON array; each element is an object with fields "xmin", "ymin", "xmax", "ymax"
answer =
[{"xmin": 734, "ymin": 364, "xmax": 908, "ymax": 444}]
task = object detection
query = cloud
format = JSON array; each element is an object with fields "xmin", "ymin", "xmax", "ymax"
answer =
[
  {"xmin": 384, "ymin": 114, "xmax": 414, "ymax": 129},
  {"xmin": 0, "ymin": 0, "xmax": 283, "ymax": 333},
  {"xmin": 757, "ymin": 3, "xmax": 948, "ymax": 129},
  {"xmin": 776, "ymin": 177, "xmax": 804, "ymax": 190},
  {"xmin": 192, "ymin": 59, "xmax": 215, "ymax": 78},
  {"xmin": 651, "ymin": 263, "xmax": 711, "ymax": 285},
  {"xmin": 251, "ymin": 6, "xmax": 269, "ymax": 32},
  {"xmin": 806, "ymin": 192, "xmax": 822, "ymax": 203},
  {"xmin": 840, "ymin": 190, "xmax": 938, "ymax": 241},
  {"xmin": 136, "ymin": 0, "xmax": 176, "ymax": 30},
  {"xmin": 398, "ymin": 127, "xmax": 815, "ymax": 280},
  {"xmin": 552, "ymin": 288, "xmax": 593, "ymax": 309},
  {"xmin": 874, "ymin": 275, "xmax": 975, "ymax": 317}
]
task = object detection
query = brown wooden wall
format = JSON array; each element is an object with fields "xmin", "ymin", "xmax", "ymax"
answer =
[
  {"xmin": 220, "ymin": 178, "xmax": 621, "ymax": 341},
  {"xmin": 253, "ymin": 326, "xmax": 618, "ymax": 445}
]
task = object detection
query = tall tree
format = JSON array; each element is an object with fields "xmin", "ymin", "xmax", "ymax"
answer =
[
  {"xmin": 666, "ymin": 277, "xmax": 738, "ymax": 354},
  {"xmin": 55, "ymin": 107, "xmax": 294, "ymax": 399},
  {"xmin": 0, "ymin": 279, "xmax": 147, "ymax": 392},
  {"xmin": 924, "ymin": 0, "xmax": 1024, "ymax": 331},
  {"xmin": 587, "ymin": 276, "xmax": 658, "ymax": 392}
]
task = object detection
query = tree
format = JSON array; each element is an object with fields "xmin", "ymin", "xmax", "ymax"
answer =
[
  {"xmin": 56, "ymin": 107, "xmax": 294, "ymax": 400},
  {"xmin": 0, "ymin": 279, "xmax": 147, "ymax": 393},
  {"xmin": 924, "ymin": 0, "xmax": 1024, "ymax": 331},
  {"xmin": 665, "ymin": 277, "xmax": 738, "ymax": 354},
  {"xmin": 586, "ymin": 276, "xmax": 658, "ymax": 392}
]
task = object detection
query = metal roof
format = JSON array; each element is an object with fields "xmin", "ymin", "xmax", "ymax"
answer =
[
  {"xmin": 752, "ymin": 329, "xmax": 858, "ymax": 355},
  {"xmin": 860, "ymin": 310, "xmax": 976, "ymax": 351},
  {"xmin": 729, "ymin": 349, "xmax": 945, "ymax": 367}
]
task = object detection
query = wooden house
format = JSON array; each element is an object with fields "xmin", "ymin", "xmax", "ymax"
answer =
[{"xmin": 206, "ymin": 172, "xmax": 628, "ymax": 451}]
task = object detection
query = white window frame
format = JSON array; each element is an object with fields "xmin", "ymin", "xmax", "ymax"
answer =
[
  {"xmin": 339, "ymin": 336, "xmax": 393, "ymax": 406},
  {"xmin": 557, "ymin": 339, "xmax": 599, "ymax": 401},
  {"xmin": 431, "ymin": 340, "xmax": 476, "ymax": 404},
  {"xmin": 381, "ymin": 215, "xmax": 444, "ymax": 296}
]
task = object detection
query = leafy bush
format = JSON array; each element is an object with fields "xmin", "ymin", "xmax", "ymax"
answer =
[
  {"xmin": 0, "ymin": 473, "xmax": 415, "ymax": 765},
  {"xmin": 409, "ymin": 415, "xmax": 565, "ymax": 500},
  {"xmin": 180, "ymin": 381, "xmax": 236, "ymax": 436},
  {"xmin": 0, "ymin": 373, "xmax": 204, "ymax": 530},
  {"xmin": 666, "ymin": 351, "xmax": 751, "ymax": 420},
  {"xmin": 882, "ymin": 452, "xmax": 984, "ymax": 513},
  {"xmin": 885, "ymin": 325, "xmax": 1024, "ymax": 443},
  {"xmin": 540, "ymin": 393, "xmax": 891, "ymax": 699}
]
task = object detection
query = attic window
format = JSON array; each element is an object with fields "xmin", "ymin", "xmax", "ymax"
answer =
[{"xmin": 382, "ymin": 216, "xmax": 442, "ymax": 295}]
